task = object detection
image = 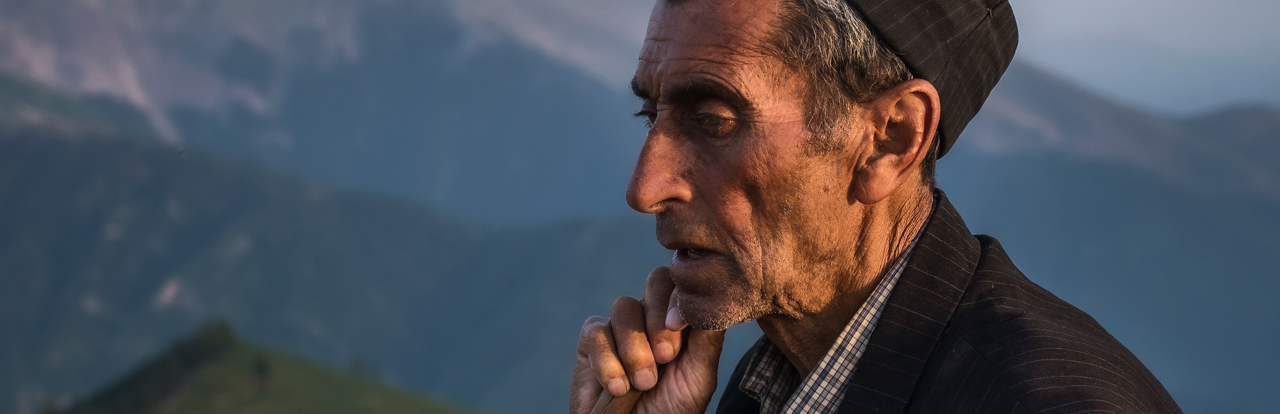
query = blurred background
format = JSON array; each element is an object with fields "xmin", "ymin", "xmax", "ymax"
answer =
[{"xmin": 0, "ymin": 0, "xmax": 1277, "ymax": 413}]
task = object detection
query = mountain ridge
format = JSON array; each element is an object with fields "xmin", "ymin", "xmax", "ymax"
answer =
[
  {"xmin": 3, "ymin": 122, "xmax": 1278, "ymax": 413},
  {"xmin": 1, "ymin": 0, "xmax": 1276, "ymax": 223},
  {"xmin": 964, "ymin": 61, "xmax": 1280, "ymax": 203},
  {"xmin": 64, "ymin": 321, "xmax": 477, "ymax": 414},
  {"xmin": 0, "ymin": 1, "xmax": 1277, "ymax": 413},
  {"xmin": 0, "ymin": 129, "xmax": 670, "ymax": 414}
]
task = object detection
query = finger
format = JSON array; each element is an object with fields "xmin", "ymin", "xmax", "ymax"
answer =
[
  {"xmin": 611, "ymin": 296, "xmax": 659, "ymax": 391},
  {"xmin": 641, "ymin": 267, "xmax": 683, "ymax": 364},
  {"xmin": 579, "ymin": 315, "xmax": 630, "ymax": 397},
  {"xmin": 571, "ymin": 352, "xmax": 605, "ymax": 414}
]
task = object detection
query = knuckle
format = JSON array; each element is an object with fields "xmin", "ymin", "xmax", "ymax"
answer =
[
  {"xmin": 645, "ymin": 267, "xmax": 662, "ymax": 285},
  {"xmin": 611, "ymin": 295, "xmax": 640, "ymax": 311},
  {"xmin": 580, "ymin": 321, "xmax": 612, "ymax": 346},
  {"xmin": 592, "ymin": 355, "xmax": 624, "ymax": 378},
  {"xmin": 581, "ymin": 315, "xmax": 607, "ymax": 332},
  {"xmin": 618, "ymin": 346, "xmax": 653, "ymax": 368},
  {"xmin": 613, "ymin": 333, "xmax": 655, "ymax": 368},
  {"xmin": 646, "ymin": 266, "xmax": 669, "ymax": 283},
  {"xmin": 610, "ymin": 313, "xmax": 646, "ymax": 337},
  {"xmin": 645, "ymin": 269, "xmax": 675, "ymax": 285}
]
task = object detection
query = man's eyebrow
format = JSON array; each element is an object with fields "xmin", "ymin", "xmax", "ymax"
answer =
[
  {"xmin": 663, "ymin": 78, "xmax": 754, "ymax": 115},
  {"xmin": 630, "ymin": 77, "xmax": 651, "ymax": 100}
]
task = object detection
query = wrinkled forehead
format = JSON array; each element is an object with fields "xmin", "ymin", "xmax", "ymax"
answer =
[{"xmin": 636, "ymin": 0, "xmax": 783, "ymax": 92}]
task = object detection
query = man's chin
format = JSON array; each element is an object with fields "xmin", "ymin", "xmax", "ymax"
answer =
[
  {"xmin": 675, "ymin": 291, "xmax": 760, "ymax": 332},
  {"xmin": 667, "ymin": 252, "xmax": 761, "ymax": 330}
]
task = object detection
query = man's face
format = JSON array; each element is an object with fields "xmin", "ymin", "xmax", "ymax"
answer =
[{"xmin": 629, "ymin": 0, "xmax": 869, "ymax": 330}]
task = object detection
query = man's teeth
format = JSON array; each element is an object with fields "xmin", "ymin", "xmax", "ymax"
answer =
[{"xmin": 687, "ymin": 249, "xmax": 704, "ymax": 259}]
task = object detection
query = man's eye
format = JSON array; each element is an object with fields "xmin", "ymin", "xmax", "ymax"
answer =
[
  {"xmin": 695, "ymin": 113, "xmax": 737, "ymax": 138},
  {"xmin": 633, "ymin": 110, "xmax": 656, "ymax": 129}
]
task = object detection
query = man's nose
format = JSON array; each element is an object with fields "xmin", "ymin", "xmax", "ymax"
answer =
[{"xmin": 626, "ymin": 131, "xmax": 692, "ymax": 214}]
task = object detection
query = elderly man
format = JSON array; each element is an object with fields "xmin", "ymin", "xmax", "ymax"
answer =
[{"xmin": 571, "ymin": 0, "xmax": 1182, "ymax": 412}]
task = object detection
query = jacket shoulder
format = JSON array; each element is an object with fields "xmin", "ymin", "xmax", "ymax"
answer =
[{"xmin": 910, "ymin": 235, "xmax": 1183, "ymax": 414}]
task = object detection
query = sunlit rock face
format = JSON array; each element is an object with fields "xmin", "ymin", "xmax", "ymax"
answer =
[
  {"xmin": 0, "ymin": 0, "xmax": 366, "ymax": 141},
  {"xmin": 0, "ymin": 0, "xmax": 647, "ymax": 223}
]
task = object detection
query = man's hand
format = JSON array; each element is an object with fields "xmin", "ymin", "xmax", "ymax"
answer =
[{"xmin": 570, "ymin": 267, "xmax": 726, "ymax": 414}]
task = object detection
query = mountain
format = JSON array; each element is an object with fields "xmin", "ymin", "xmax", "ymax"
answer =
[
  {"xmin": 166, "ymin": 0, "xmax": 645, "ymax": 223},
  {"xmin": 63, "ymin": 321, "xmax": 476, "ymax": 414},
  {"xmin": 1, "ymin": 0, "xmax": 1276, "ymax": 224},
  {"xmin": 4, "ymin": 118, "xmax": 1280, "ymax": 414},
  {"xmin": 0, "ymin": 71, "xmax": 153, "ymax": 139},
  {"xmin": 964, "ymin": 62, "xmax": 1280, "ymax": 204},
  {"xmin": 0, "ymin": 1, "xmax": 1278, "ymax": 413},
  {"xmin": 0, "ymin": 0, "xmax": 645, "ymax": 223},
  {"xmin": 0, "ymin": 130, "xmax": 675, "ymax": 414}
]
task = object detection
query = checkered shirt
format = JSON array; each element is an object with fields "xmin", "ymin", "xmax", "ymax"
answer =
[{"xmin": 737, "ymin": 233, "xmax": 923, "ymax": 414}]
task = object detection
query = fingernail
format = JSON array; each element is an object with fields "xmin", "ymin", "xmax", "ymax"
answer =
[
  {"xmin": 634, "ymin": 369, "xmax": 657, "ymax": 390},
  {"xmin": 654, "ymin": 342, "xmax": 674, "ymax": 362},
  {"xmin": 607, "ymin": 378, "xmax": 628, "ymax": 397},
  {"xmin": 666, "ymin": 307, "xmax": 685, "ymax": 331}
]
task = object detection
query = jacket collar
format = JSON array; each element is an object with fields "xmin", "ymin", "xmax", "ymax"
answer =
[{"xmin": 836, "ymin": 189, "xmax": 980, "ymax": 414}]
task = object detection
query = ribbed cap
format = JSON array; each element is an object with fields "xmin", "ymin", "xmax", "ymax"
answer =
[{"xmin": 845, "ymin": 0, "xmax": 1018, "ymax": 158}]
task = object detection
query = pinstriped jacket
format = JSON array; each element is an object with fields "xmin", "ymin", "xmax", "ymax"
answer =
[{"xmin": 717, "ymin": 191, "xmax": 1183, "ymax": 414}]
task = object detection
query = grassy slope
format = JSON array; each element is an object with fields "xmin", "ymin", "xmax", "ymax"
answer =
[
  {"xmin": 166, "ymin": 344, "xmax": 472, "ymax": 414},
  {"xmin": 68, "ymin": 323, "xmax": 475, "ymax": 414}
]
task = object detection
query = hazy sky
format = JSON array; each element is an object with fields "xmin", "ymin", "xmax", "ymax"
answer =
[
  {"xmin": 454, "ymin": 0, "xmax": 1279, "ymax": 115},
  {"xmin": 1012, "ymin": 0, "xmax": 1280, "ymax": 114}
]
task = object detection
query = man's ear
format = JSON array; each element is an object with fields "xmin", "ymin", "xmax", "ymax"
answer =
[{"xmin": 850, "ymin": 79, "xmax": 940, "ymax": 205}]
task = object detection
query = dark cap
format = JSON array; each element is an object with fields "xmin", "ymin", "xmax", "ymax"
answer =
[{"xmin": 844, "ymin": 0, "xmax": 1018, "ymax": 158}]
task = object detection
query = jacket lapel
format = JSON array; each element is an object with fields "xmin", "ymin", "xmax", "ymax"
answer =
[{"xmin": 837, "ymin": 190, "xmax": 980, "ymax": 414}]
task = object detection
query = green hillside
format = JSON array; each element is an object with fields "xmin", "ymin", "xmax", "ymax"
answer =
[
  {"xmin": 66, "ymin": 322, "xmax": 475, "ymax": 414},
  {"xmin": 0, "ymin": 130, "xmax": 673, "ymax": 414}
]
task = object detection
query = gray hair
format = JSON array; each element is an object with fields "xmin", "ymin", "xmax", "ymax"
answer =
[{"xmin": 767, "ymin": 0, "xmax": 937, "ymax": 185}]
